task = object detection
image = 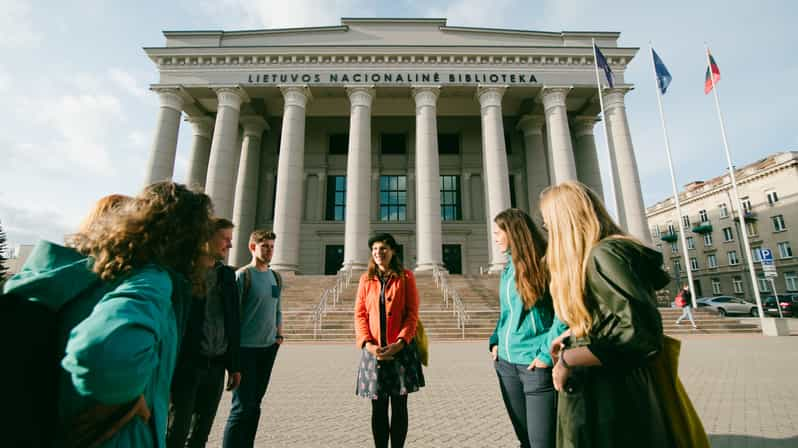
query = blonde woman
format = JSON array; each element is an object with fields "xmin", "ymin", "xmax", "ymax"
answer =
[{"xmin": 540, "ymin": 181, "xmax": 671, "ymax": 448}]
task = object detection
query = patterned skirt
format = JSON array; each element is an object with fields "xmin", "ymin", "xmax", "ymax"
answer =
[{"xmin": 355, "ymin": 340, "xmax": 426, "ymax": 400}]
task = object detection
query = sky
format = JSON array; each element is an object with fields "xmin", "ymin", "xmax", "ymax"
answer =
[{"xmin": 1, "ymin": 0, "xmax": 796, "ymax": 250}]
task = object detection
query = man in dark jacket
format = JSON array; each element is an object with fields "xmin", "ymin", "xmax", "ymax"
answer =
[{"xmin": 167, "ymin": 218, "xmax": 241, "ymax": 448}]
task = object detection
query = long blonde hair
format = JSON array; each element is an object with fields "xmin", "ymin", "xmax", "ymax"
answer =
[
  {"xmin": 494, "ymin": 208, "xmax": 548, "ymax": 309},
  {"xmin": 540, "ymin": 181, "xmax": 627, "ymax": 338}
]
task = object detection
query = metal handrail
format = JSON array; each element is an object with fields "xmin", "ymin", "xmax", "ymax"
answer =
[
  {"xmin": 311, "ymin": 266, "xmax": 355, "ymax": 339},
  {"xmin": 431, "ymin": 266, "xmax": 469, "ymax": 339}
]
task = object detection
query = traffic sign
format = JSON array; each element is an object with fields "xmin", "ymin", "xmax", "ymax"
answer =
[{"xmin": 760, "ymin": 248, "xmax": 774, "ymax": 264}]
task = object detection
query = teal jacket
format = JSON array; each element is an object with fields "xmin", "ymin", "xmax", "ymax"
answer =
[
  {"xmin": 3, "ymin": 241, "xmax": 181, "ymax": 448},
  {"xmin": 489, "ymin": 258, "xmax": 568, "ymax": 366}
]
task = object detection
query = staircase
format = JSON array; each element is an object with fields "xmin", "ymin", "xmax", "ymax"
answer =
[{"xmin": 278, "ymin": 273, "xmax": 760, "ymax": 342}]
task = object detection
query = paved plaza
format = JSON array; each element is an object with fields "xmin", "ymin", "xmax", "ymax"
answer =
[{"xmin": 206, "ymin": 336, "xmax": 798, "ymax": 447}]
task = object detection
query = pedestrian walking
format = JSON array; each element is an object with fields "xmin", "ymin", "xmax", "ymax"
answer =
[{"xmin": 675, "ymin": 285, "xmax": 697, "ymax": 329}]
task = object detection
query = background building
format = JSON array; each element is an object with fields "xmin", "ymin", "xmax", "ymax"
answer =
[
  {"xmin": 143, "ymin": 18, "xmax": 651, "ymax": 274},
  {"xmin": 647, "ymin": 151, "xmax": 798, "ymax": 301}
]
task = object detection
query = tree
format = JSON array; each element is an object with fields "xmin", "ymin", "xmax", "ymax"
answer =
[{"xmin": 0, "ymin": 220, "xmax": 8, "ymax": 279}]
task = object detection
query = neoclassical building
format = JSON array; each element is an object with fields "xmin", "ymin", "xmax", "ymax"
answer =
[{"xmin": 143, "ymin": 18, "xmax": 649, "ymax": 275}]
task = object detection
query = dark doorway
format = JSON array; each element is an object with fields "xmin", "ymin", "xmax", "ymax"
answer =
[
  {"xmin": 693, "ymin": 279, "xmax": 703, "ymax": 297},
  {"xmin": 442, "ymin": 244, "xmax": 462, "ymax": 274},
  {"xmin": 324, "ymin": 245, "xmax": 344, "ymax": 275}
]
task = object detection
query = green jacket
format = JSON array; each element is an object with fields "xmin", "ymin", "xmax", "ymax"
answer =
[
  {"xmin": 3, "ymin": 241, "xmax": 185, "ymax": 448},
  {"xmin": 557, "ymin": 238, "xmax": 671, "ymax": 448},
  {"xmin": 489, "ymin": 257, "xmax": 568, "ymax": 366}
]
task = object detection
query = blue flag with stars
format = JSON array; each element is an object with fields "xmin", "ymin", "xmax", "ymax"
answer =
[
  {"xmin": 652, "ymin": 48, "xmax": 672, "ymax": 94},
  {"xmin": 593, "ymin": 44, "xmax": 614, "ymax": 88}
]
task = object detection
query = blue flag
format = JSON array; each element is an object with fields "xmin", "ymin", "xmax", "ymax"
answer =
[
  {"xmin": 593, "ymin": 44, "xmax": 614, "ymax": 88},
  {"xmin": 652, "ymin": 48, "xmax": 672, "ymax": 94}
]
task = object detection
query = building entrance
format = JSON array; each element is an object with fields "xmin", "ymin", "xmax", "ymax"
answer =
[
  {"xmin": 324, "ymin": 245, "xmax": 344, "ymax": 275},
  {"xmin": 442, "ymin": 244, "xmax": 462, "ymax": 274}
]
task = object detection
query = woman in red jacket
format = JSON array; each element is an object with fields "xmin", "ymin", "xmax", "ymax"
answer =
[{"xmin": 355, "ymin": 233, "xmax": 425, "ymax": 448}]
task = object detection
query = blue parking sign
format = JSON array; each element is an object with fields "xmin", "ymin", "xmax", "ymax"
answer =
[{"xmin": 760, "ymin": 248, "xmax": 774, "ymax": 263}]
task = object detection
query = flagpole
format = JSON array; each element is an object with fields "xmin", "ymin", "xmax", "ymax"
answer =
[
  {"xmin": 705, "ymin": 44, "xmax": 766, "ymax": 324},
  {"xmin": 648, "ymin": 43, "xmax": 696, "ymax": 308},
  {"xmin": 591, "ymin": 38, "xmax": 620, "ymax": 222}
]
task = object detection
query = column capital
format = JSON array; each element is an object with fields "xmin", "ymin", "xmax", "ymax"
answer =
[
  {"xmin": 516, "ymin": 114, "xmax": 545, "ymax": 136},
  {"xmin": 345, "ymin": 85, "xmax": 375, "ymax": 108},
  {"xmin": 153, "ymin": 88, "xmax": 184, "ymax": 112},
  {"xmin": 603, "ymin": 87, "xmax": 633, "ymax": 110},
  {"xmin": 214, "ymin": 87, "xmax": 250, "ymax": 111},
  {"xmin": 240, "ymin": 115, "xmax": 269, "ymax": 137},
  {"xmin": 463, "ymin": 171, "xmax": 472, "ymax": 180},
  {"xmin": 411, "ymin": 85, "xmax": 441, "ymax": 109},
  {"xmin": 572, "ymin": 115, "xmax": 600, "ymax": 137},
  {"xmin": 476, "ymin": 85, "xmax": 508, "ymax": 109},
  {"xmin": 317, "ymin": 171, "xmax": 327, "ymax": 179},
  {"xmin": 279, "ymin": 85, "xmax": 312, "ymax": 109},
  {"xmin": 538, "ymin": 86, "xmax": 572, "ymax": 112},
  {"xmin": 186, "ymin": 115, "xmax": 214, "ymax": 138}
]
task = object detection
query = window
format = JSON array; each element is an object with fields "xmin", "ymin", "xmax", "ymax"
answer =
[
  {"xmin": 703, "ymin": 233, "xmax": 713, "ymax": 246},
  {"xmin": 773, "ymin": 215, "xmax": 787, "ymax": 232},
  {"xmin": 328, "ymin": 133, "xmax": 348, "ymax": 155},
  {"xmin": 723, "ymin": 227, "xmax": 734, "ymax": 242},
  {"xmin": 667, "ymin": 222, "xmax": 676, "ymax": 234},
  {"xmin": 752, "ymin": 246, "xmax": 762, "ymax": 262},
  {"xmin": 652, "ymin": 226, "xmax": 661, "ymax": 238},
  {"xmin": 707, "ymin": 254, "xmax": 718, "ymax": 268},
  {"xmin": 438, "ymin": 133, "xmax": 460, "ymax": 155},
  {"xmin": 741, "ymin": 197, "xmax": 752, "ymax": 213},
  {"xmin": 786, "ymin": 272, "xmax": 798, "ymax": 291},
  {"xmin": 767, "ymin": 190, "xmax": 779, "ymax": 205},
  {"xmin": 699, "ymin": 209, "xmax": 709, "ymax": 222},
  {"xmin": 690, "ymin": 257, "xmax": 699, "ymax": 271},
  {"xmin": 670, "ymin": 242, "xmax": 679, "ymax": 253},
  {"xmin": 733, "ymin": 277, "xmax": 744, "ymax": 293},
  {"xmin": 719, "ymin": 203, "xmax": 729, "ymax": 218},
  {"xmin": 325, "ymin": 176, "xmax": 346, "ymax": 221},
  {"xmin": 728, "ymin": 250, "xmax": 739, "ymax": 265},
  {"xmin": 687, "ymin": 237, "xmax": 695, "ymax": 250},
  {"xmin": 440, "ymin": 175, "xmax": 461, "ymax": 221},
  {"xmin": 712, "ymin": 279, "xmax": 722, "ymax": 295},
  {"xmin": 778, "ymin": 241, "xmax": 793, "ymax": 259},
  {"xmin": 381, "ymin": 133, "xmax": 407, "ymax": 155},
  {"xmin": 758, "ymin": 277, "xmax": 771, "ymax": 293},
  {"xmin": 673, "ymin": 260, "xmax": 682, "ymax": 274},
  {"xmin": 379, "ymin": 175, "xmax": 407, "ymax": 221},
  {"xmin": 682, "ymin": 215, "xmax": 691, "ymax": 229},
  {"xmin": 746, "ymin": 221, "xmax": 758, "ymax": 237}
]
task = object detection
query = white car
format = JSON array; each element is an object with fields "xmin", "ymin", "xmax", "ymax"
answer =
[{"xmin": 696, "ymin": 296, "xmax": 759, "ymax": 317}]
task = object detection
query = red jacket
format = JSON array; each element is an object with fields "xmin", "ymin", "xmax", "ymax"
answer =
[{"xmin": 354, "ymin": 269, "xmax": 419, "ymax": 349}]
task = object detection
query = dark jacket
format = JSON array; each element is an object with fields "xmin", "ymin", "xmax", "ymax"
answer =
[
  {"xmin": 557, "ymin": 238, "xmax": 672, "ymax": 448},
  {"xmin": 179, "ymin": 261, "xmax": 241, "ymax": 373}
]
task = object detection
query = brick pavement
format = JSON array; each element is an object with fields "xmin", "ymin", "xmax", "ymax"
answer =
[{"xmin": 206, "ymin": 336, "xmax": 798, "ymax": 447}]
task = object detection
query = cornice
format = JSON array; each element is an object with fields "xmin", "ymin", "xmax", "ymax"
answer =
[{"xmin": 143, "ymin": 47, "xmax": 637, "ymax": 70}]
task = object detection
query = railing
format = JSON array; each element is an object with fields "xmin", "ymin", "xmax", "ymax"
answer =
[
  {"xmin": 311, "ymin": 266, "xmax": 354, "ymax": 339},
  {"xmin": 432, "ymin": 265, "xmax": 469, "ymax": 339}
]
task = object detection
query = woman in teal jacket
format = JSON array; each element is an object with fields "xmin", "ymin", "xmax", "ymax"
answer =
[
  {"xmin": 3, "ymin": 182, "xmax": 212, "ymax": 448},
  {"xmin": 489, "ymin": 208, "xmax": 568, "ymax": 448}
]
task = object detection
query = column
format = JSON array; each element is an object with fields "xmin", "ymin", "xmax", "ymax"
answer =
[
  {"xmin": 604, "ymin": 87, "xmax": 650, "ymax": 243},
  {"xmin": 461, "ymin": 172, "xmax": 472, "ymax": 220},
  {"xmin": 185, "ymin": 115, "xmax": 214, "ymax": 190},
  {"xmin": 572, "ymin": 115, "xmax": 605, "ymax": 199},
  {"xmin": 341, "ymin": 86, "xmax": 374, "ymax": 272},
  {"xmin": 271, "ymin": 85, "xmax": 311, "ymax": 272},
  {"xmin": 230, "ymin": 116, "xmax": 268, "ymax": 266},
  {"xmin": 260, "ymin": 172, "xmax": 276, "ymax": 222},
  {"xmin": 540, "ymin": 86, "xmax": 578, "ymax": 184},
  {"xmin": 144, "ymin": 88, "xmax": 183, "ymax": 186},
  {"xmin": 477, "ymin": 86, "xmax": 512, "ymax": 272},
  {"xmin": 517, "ymin": 115, "xmax": 549, "ymax": 216},
  {"xmin": 413, "ymin": 86, "xmax": 443, "ymax": 273},
  {"xmin": 317, "ymin": 171, "xmax": 327, "ymax": 221},
  {"xmin": 205, "ymin": 87, "xmax": 249, "ymax": 219}
]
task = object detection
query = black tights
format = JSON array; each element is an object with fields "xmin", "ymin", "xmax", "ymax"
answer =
[{"xmin": 371, "ymin": 395, "xmax": 408, "ymax": 448}]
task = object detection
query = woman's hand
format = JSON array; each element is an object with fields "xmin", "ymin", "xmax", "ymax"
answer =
[
  {"xmin": 365, "ymin": 342, "xmax": 379, "ymax": 357},
  {"xmin": 527, "ymin": 357, "xmax": 550, "ymax": 371},
  {"xmin": 549, "ymin": 329, "xmax": 572, "ymax": 365},
  {"xmin": 490, "ymin": 345, "xmax": 498, "ymax": 361},
  {"xmin": 552, "ymin": 358, "xmax": 571, "ymax": 391},
  {"xmin": 376, "ymin": 339, "xmax": 405, "ymax": 360}
]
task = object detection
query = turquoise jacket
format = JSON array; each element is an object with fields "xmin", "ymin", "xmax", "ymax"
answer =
[
  {"xmin": 3, "ymin": 241, "xmax": 181, "ymax": 448},
  {"xmin": 489, "ymin": 257, "xmax": 568, "ymax": 366}
]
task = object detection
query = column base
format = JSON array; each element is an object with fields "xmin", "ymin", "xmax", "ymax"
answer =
[
  {"xmin": 342, "ymin": 261, "xmax": 368, "ymax": 273},
  {"xmin": 414, "ymin": 263, "xmax": 446, "ymax": 275},
  {"xmin": 269, "ymin": 262, "xmax": 299, "ymax": 274},
  {"xmin": 488, "ymin": 261, "xmax": 507, "ymax": 274}
]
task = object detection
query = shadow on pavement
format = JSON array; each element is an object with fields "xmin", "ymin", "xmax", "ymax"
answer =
[{"xmin": 709, "ymin": 434, "xmax": 798, "ymax": 447}]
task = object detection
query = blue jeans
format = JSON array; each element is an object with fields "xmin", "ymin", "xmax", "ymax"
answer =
[
  {"xmin": 495, "ymin": 358, "xmax": 556, "ymax": 448},
  {"xmin": 223, "ymin": 344, "xmax": 279, "ymax": 448},
  {"xmin": 167, "ymin": 357, "xmax": 226, "ymax": 448}
]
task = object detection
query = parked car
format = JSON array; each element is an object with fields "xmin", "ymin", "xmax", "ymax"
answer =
[
  {"xmin": 763, "ymin": 295, "xmax": 795, "ymax": 318},
  {"xmin": 696, "ymin": 296, "xmax": 759, "ymax": 317}
]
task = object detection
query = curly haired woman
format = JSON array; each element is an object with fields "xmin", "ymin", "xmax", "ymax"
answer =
[{"xmin": 3, "ymin": 182, "xmax": 213, "ymax": 448}]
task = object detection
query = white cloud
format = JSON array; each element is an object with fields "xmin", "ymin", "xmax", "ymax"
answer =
[
  {"xmin": 0, "ymin": 0, "xmax": 41, "ymax": 48},
  {"xmin": 196, "ymin": 0, "xmax": 374, "ymax": 29},
  {"xmin": 109, "ymin": 68, "xmax": 149, "ymax": 99},
  {"xmin": 0, "ymin": 67, "xmax": 9, "ymax": 91},
  {"xmin": 0, "ymin": 199, "xmax": 76, "ymax": 245}
]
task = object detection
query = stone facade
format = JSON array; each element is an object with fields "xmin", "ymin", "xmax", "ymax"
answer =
[
  {"xmin": 143, "ymin": 18, "xmax": 650, "ymax": 274},
  {"xmin": 647, "ymin": 151, "xmax": 798, "ymax": 300}
]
